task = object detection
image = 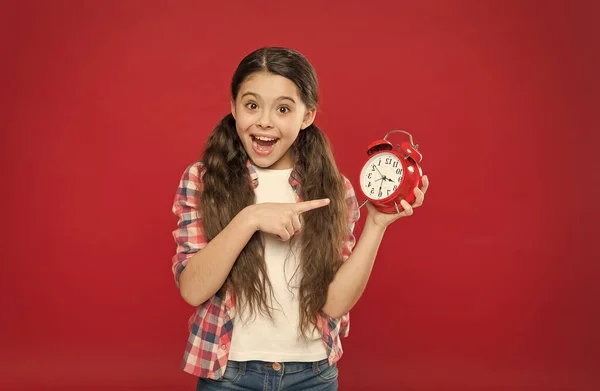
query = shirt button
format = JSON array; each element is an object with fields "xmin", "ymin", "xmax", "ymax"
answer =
[
  {"xmin": 272, "ymin": 362, "xmax": 281, "ymax": 371},
  {"xmin": 220, "ymin": 344, "xmax": 227, "ymax": 350}
]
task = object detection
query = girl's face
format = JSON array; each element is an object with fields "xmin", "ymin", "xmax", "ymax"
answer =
[{"xmin": 231, "ymin": 72, "xmax": 315, "ymax": 170}]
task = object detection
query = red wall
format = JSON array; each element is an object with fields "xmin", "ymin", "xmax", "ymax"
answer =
[{"xmin": 2, "ymin": 1, "xmax": 598, "ymax": 390}]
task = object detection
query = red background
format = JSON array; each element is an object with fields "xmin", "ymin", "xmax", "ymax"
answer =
[{"xmin": 1, "ymin": 1, "xmax": 599, "ymax": 390}]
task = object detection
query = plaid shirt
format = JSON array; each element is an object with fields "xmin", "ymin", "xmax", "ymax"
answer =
[{"xmin": 171, "ymin": 160, "xmax": 360, "ymax": 379}]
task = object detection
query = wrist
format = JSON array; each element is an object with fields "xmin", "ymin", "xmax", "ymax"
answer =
[
  {"xmin": 365, "ymin": 215, "xmax": 388, "ymax": 233},
  {"xmin": 240, "ymin": 204, "xmax": 259, "ymax": 232}
]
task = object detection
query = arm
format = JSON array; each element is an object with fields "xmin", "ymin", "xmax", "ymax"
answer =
[
  {"xmin": 179, "ymin": 207, "xmax": 257, "ymax": 306},
  {"xmin": 171, "ymin": 162, "xmax": 332, "ymax": 307},
  {"xmin": 171, "ymin": 163, "xmax": 257, "ymax": 306},
  {"xmin": 321, "ymin": 218, "xmax": 385, "ymax": 319},
  {"xmin": 321, "ymin": 175, "xmax": 429, "ymax": 318}
]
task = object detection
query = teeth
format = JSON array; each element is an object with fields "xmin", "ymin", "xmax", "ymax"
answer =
[{"xmin": 253, "ymin": 136, "xmax": 277, "ymax": 141}]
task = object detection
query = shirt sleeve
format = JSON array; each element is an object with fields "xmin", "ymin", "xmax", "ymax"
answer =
[
  {"xmin": 341, "ymin": 175, "xmax": 360, "ymax": 262},
  {"xmin": 171, "ymin": 162, "xmax": 207, "ymax": 288},
  {"xmin": 339, "ymin": 175, "xmax": 360, "ymax": 336}
]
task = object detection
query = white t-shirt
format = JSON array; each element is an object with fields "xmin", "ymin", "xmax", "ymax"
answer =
[{"xmin": 228, "ymin": 166, "xmax": 328, "ymax": 362}]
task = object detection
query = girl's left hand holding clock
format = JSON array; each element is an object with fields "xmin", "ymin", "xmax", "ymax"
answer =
[{"xmin": 366, "ymin": 175, "xmax": 429, "ymax": 228}]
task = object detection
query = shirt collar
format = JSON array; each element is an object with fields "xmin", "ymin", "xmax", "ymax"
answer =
[{"xmin": 246, "ymin": 160, "xmax": 301, "ymax": 191}]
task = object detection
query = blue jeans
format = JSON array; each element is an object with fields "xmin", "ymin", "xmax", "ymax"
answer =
[{"xmin": 196, "ymin": 358, "xmax": 338, "ymax": 390}]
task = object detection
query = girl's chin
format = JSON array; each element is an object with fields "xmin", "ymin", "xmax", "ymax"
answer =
[{"xmin": 249, "ymin": 153, "xmax": 294, "ymax": 170}]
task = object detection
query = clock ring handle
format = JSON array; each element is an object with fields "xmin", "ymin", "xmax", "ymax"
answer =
[
  {"xmin": 384, "ymin": 129, "xmax": 419, "ymax": 150},
  {"xmin": 357, "ymin": 199, "xmax": 403, "ymax": 215},
  {"xmin": 394, "ymin": 201, "xmax": 401, "ymax": 214}
]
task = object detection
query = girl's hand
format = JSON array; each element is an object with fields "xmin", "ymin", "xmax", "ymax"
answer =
[
  {"xmin": 366, "ymin": 175, "xmax": 429, "ymax": 228},
  {"xmin": 247, "ymin": 198, "xmax": 331, "ymax": 241}
]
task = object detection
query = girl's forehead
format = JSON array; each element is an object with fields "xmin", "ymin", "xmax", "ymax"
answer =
[{"xmin": 239, "ymin": 72, "xmax": 300, "ymax": 100}]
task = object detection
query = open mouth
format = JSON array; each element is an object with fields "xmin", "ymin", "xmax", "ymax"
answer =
[{"xmin": 251, "ymin": 135, "xmax": 279, "ymax": 156}]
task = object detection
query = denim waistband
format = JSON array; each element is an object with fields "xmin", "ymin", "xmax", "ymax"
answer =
[{"xmin": 226, "ymin": 358, "xmax": 330, "ymax": 376}]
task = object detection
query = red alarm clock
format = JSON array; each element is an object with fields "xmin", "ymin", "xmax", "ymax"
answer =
[{"xmin": 358, "ymin": 130, "xmax": 424, "ymax": 214}]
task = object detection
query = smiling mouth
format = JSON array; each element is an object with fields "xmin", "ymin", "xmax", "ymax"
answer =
[
  {"xmin": 252, "ymin": 135, "xmax": 278, "ymax": 144},
  {"xmin": 251, "ymin": 135, "xmax": 279, "ymax": 155}
]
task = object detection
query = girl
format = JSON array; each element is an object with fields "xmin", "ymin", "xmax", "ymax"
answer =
[{"xmin": 171, "ymin": 47, "xmax": 429, "ymax": 391}]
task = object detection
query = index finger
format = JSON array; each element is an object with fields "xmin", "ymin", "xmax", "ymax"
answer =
[{"xmin": 294, "ymin": 198, "xmax": 331, "ymax": 214}]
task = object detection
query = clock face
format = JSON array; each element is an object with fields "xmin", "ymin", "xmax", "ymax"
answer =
[{"xmin": 360, "ymin": 152, "xmax": 403, "ymax": 200}]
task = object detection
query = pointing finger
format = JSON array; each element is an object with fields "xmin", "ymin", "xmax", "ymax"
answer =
[{"xmin": 294, "ymin": 198, "xmax": 331, "ymax": 214}]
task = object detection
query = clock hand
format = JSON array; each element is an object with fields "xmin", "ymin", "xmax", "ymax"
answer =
[
  {"xmin": 370, "ymin": 165, "xmax": 384, "ymax": 184},
  {"xmin": 372, "ymin": 164, "xmax": 384, "ymax": 177}
]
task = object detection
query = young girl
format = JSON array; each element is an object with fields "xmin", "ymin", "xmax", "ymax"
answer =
[{"xmin": 171, "ymin": 47, "xmax": 429, "ymax": 390}]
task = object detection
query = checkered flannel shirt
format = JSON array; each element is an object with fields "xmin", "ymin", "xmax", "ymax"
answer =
[{"xmin": 171, "ymin": 160, "xmax": 360, "ymax": 379}]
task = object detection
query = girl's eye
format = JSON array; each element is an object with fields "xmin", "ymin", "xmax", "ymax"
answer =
[
  {"xmin": 246, "ymin": 102, "xmax": 258, "ymax": 110},
  {"xmin": 278, "ymin": 106, "xmax": 290, "ymax": 114}
]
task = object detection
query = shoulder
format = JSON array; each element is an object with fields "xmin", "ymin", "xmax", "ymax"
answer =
[
  {"xmin": 340, "ymin": 174, "xmax": 357, "ymax": 199},
  {"xmin": 342, "ymin": 174, "xmax": 360, "ymax": 233},
  {"xmin": 178, "ymin": 161, "xmax": 206, "ymax": 190},
  {"xmin": 182, "ymin": 161, "xmax": 206, "ymax": 179},
  {"xmin": 339, "ymin": 174, "xmax": 360, "ymax": 221}
]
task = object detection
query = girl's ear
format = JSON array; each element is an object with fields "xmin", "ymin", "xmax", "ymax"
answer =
[
  {"xmin": 230, "ymin": 100, "xmax": 236, "ymax": 119},
  {"xmin": 301, "ymin": 108, "xmax": 316, "ymax": 130}
]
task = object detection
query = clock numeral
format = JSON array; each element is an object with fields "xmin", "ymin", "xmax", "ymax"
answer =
[
  {"xmin": 393, "ymin": 185, "xmax": 397, "ymax": 190},
  {"xmin": 396, "ymin": 168, "xmax": 402, "ymax": 174},
  {"xmin": 392, "ymin": 161, "xmax": 399, "ymax": 168},
  {"xmin": 398, "ymin": 176, "xmax": 401, "ymax": 182},
  {"xmin": 371, "ymin": 165, "xmax": 376, "ymax": 171},
  {"xmin": 368, "ymin": 173, "xmax": 372, "ymax": 179},
  {"xmin": 367, "ymin": 182, "xmax": 371, "ymax": 188},
  {"xmin": 378, "ymin": 159, "xmax": 381, "ymax": 166},
  {"xmin": 387, "ymin": 190, "xmax": 391, "ymax": 196},
  {"xmin": 378, "ymin": 191, "xmax": 382, "ymax": 198},
  {"xmin": 370, "ymin": 188, "xmax": 374, "ymax": 195},
  {"xmin": 385, "ymin": 158, "xmax": 392, "ymax": 164}
]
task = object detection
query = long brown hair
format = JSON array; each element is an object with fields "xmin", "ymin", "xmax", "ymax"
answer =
[{"xmin": 200, "ymin": 47, "xmax": 348, "ymax": 336}]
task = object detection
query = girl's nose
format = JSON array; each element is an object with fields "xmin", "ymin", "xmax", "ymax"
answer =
[{"xmin": 256, "ymin": 112, "xmax": 274, "ymax": 129}]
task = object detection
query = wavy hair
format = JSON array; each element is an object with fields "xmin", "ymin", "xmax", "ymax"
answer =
[{"xmin": 200, "ymin": 47, "xmax": 348, "ymax": 336}]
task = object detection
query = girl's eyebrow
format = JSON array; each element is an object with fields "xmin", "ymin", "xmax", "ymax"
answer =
[
  {"xmin": 240, "ymin": 92, "xmax": 260, "ymax": 100},
  {"xmin": 240, "ymin": 91, "xmax": 296, "ymax": 104},
  {"xmin": 277, "ymin": 96, "xmax": 296, "ymax": 104}
]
